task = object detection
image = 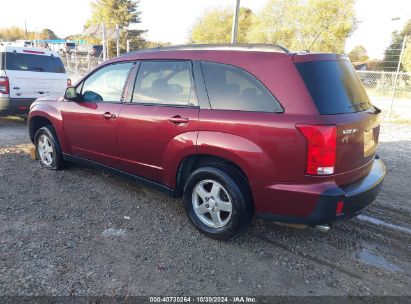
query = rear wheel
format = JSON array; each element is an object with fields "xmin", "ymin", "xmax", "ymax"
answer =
[
  {"xmin": 183, "ymin": 166, "xmax": 253, "ymax": 240},
  {"xmin": 34, "ymin": 126, "xmax": 65, "ymax": 170}
]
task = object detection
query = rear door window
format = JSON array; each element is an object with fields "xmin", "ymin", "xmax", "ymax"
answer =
[
  {"xmin": 201, "ymin": 61, "xmax": 283, "ymax": 113},
  {"xmin": 132, "ymin": 61, "xmax": 196, "ymax": 106},
  {"xmin": 5, "ymin": 52, "xmax": 66, "ymax": 73},
  {"xmin": 296, "ymin": 60, "xmax": 372, "ymax": 114}
]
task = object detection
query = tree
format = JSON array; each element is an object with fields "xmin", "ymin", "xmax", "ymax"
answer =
[
  {"xmin": 246, "ymin": 0, "xmax": 300, "ymax": 48},
  {"xmin": 120, "ymin": 29, "xmax": 146, "ymax": 52},
  {"xmin": 366, "ymin": 59, "xmax": 383, "ymax": 71},
  {"xmin": 143, "ymin": 41, "xmax": 172, "ymax": 48},
  {"xmin": 301, "ymin": 0, "xmax": 355, "ymax": 52},
  {"xmin": 382, "ymin": 19, "xmax": 411, "ymax": 71},
  {"xmin": 349, "ymin": 45, "xmax": 369, "ymax": 62},
  {"xmin": 87, "ymin": 0, "xmax": 142, "ymax": 28},
  {"xmin": 189, "ymin": 7, "xmax": 253, "ymax": 44},
  {"xmin": 86, "ymin": 0, "xmax": 145, "ymax": 54},
  {"xmin": 403, "ymin": 43, "xmax": 411, "ymax": 72},
  {"xmin": 39, "ymin": 28, "xmax": 59, "ymax": 40},
  {"xmin": 247, "ymin": 0, "xmax": 355, "ymax": 53},
  {"xmin": 0, "ymin": 27, "xmax": 36, "ymax": 41}
]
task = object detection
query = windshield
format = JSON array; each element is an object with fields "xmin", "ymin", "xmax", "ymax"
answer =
[
  {"xmin": 296, "ymin": 59, "xmax": 372, "ymax": 114},
  {"xmin": 5, "ymin": 52, "xmax": 66, "ymax": 73}
]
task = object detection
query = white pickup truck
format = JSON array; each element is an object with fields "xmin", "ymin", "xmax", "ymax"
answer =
[{"xmin": 0, "ymin": 45, "xmax": 68, "ymax": 116}]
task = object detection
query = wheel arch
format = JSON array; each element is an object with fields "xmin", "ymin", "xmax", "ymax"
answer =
[
  {"xmin": 29, "ymin": 103, "xmax": 66, "ymax": 151},
  {"xmin": 29, "ymin": 115, "xmax": 54, "ymax": 143},
  {"xmin": 175, "ymin": 154, "xmax": 251, "ymax": 199}
]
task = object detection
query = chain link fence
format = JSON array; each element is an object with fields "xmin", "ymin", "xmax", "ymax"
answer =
[
  {"xmin": 356, "ymin": 71, "xmax": 411, "ymax": 122},
  {"xmin": 63, "ymin": 54, "xmax": 102, "ymax": 84},
  {"xmin": 357, "ymin": 71, "xmax": 411, "ymax": 99}
]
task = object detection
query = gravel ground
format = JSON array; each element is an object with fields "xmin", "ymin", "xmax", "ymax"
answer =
[{"xmin": 0, "ymin": 117, "xmax": 410, "ymax": 297}]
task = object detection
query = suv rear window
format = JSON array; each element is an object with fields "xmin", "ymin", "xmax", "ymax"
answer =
[
  {"xmin": 132, "ymin": 61, "xmax": 195, "ymax": 106},
  {"xmin": 4, "ymin": 52, "xmax": 66, "ymax": 73},
  {"xmin": 296, "ymin": 60, "xmax": 372, "ymax": 114}
]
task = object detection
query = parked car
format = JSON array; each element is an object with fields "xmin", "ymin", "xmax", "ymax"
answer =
[
  {"xmin": 71, "ymin": 44, "xmax": 103, "ymax": 57},
  {"xmin": 49, "ymin": 41, "xmax": 76, "ymax": 54},
  {"xmin": 14, "ymin": 40, "xmax": 34, "ymax": 47},
  {"xmin": 0, "ymin": 46, "xmax": 69, "ymax": 116},
  {"xmin": 28, "ymin": 44, "xmax": 386, "ymax": 239}
]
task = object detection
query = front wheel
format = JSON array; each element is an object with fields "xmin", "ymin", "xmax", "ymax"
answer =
[
  {"xmin": 183, "ymin": 166, "xmax": 253, "ymax": 240},
  {"xmin": 34, "ymin": 126, "xmax": 65, "ymax": 170}
]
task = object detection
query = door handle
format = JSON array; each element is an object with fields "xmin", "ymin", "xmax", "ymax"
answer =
[
  {"xmin": 168, "ymin": 115, "xmax": 189, "ymax": 124},
  {"xmin": 102, "ymin": 112, "xmax": 116, "ymax": 119}
]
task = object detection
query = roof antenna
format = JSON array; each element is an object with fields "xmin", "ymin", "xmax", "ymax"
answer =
[{"xmin": 307, "ymin": 28, "xmax": 324, "ymax": 52}]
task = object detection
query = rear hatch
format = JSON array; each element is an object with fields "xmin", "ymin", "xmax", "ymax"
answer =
[
  {"xmin": 294, "ymin": 55, "xmax": 380, "ymax": 180},
  {"xmin": 4, "ymin": 50, "xmax": 67, "ymax": 99}
]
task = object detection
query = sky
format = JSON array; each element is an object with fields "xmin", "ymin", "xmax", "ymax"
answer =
[{"xmin": 1, "ymin": 0, "xmax": 410, "ymax": 59}]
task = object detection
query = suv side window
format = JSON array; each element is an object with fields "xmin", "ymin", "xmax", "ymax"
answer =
[
  {"xmin": 201, "ymin": 61, "xmax": 282, "ymax": 112},
  {"xmin": 80, "ymin": 62, "xmax": 133, "ymax": 102},
  {"xmin": 132, "ymin": 61, "xmax": 196, "ymax": 106}
]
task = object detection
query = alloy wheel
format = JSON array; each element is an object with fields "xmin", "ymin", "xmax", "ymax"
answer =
[
  {"xmin": 37, "ymin": 134, "xmax": 54, "ymax": 166},
  {"xmin": 192, "ymin": 179, "xmax": 233, "ymax": 228}
]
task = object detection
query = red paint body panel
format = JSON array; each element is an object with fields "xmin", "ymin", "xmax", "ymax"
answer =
[
  {"xmin": 116, "ymin": 104, "xmax": 199, "ymax": 183},
  {"xmin": 28, "ymin": 47, "xmax": 385, "ymax": 223},
  {"xmin": 61, "ymin": 101, "xmax": 122, "ymax": 167},
  {"xmin": 197, "ymin": 110, "xmax": 307, "ymax": 184},
  {"xmin": 252, "ymin": 181, "xmax": 336, "ymax": 217},
  {"xmin": 29, "ymin": 101, "xmax": 67, "ymax": 149}
]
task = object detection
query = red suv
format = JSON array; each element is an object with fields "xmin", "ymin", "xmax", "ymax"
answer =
[{"xmin": 28, "ymin": 44, "xmax": 386, "ymax": 239}]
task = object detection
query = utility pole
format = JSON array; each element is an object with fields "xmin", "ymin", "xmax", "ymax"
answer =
[
  {"xmin": 388, "ymin": 35, "xmax": 407, "ymax": 121},
  {"xmin": 102, "ymin": 23, "xmax": 107, "ymax": 61},
  {"xmin": 116, "ymin": 24, "xmax": 120, "ymax": 57},
  {"xmin": 24, "ymin": 19, "xmax": 28, "ymax": 39},
  {"xmin": 126, "ymin": 39, "xmax": 130, "ymax": 53},
  {"xmin": 231, "ymin": 0, "xmax": 240, "ymax": 44}
]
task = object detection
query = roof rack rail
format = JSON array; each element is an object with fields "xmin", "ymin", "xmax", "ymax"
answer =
[{"xmin": 123, "ymin": 43, "xmax": 290, "ymax": 56}]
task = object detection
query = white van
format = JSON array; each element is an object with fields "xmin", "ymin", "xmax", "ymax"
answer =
[{"xmin": 0, "ymin": 46, "xmax": 68, "ymax": 116}]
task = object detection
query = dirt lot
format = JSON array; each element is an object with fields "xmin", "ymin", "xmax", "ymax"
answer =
[{"xmin": 0, "ymin": 117, "xmax": 410, "ymax": 297}]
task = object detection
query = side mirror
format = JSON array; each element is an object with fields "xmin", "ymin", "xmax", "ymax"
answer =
[{"xmin": 64, "ymin": 87, "xmax": 78, "ymax": 101}]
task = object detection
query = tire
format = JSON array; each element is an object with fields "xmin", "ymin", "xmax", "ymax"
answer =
[
  {"xmin": 183, "ymin": 166, "xmax": 253, "ymax": 240},
  {"xmin": 34, "ymin": 125, "xmax": 65, "ymax": 170}
]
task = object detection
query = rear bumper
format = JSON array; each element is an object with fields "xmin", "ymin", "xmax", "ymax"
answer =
[
  {"xmin": 0, "ymin": 97, "xmax": 35, "ymax": 115},
  {"xmin": 257, "ymin": 158, "xmax": 386, "ymax": 225}
]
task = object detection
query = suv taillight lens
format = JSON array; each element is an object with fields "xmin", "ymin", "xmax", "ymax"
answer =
[
  {"xmin": 0, "ymin": 76, "xmax": 9, "ymax": 94},
  {"xmin": 297, "ymin": 124, "xmax": 337, "ymax": 175}
]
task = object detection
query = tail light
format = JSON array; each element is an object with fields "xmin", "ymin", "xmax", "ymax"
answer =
[
  {"xmin": 67, "ymin": 79, "xmax": 72, "ymax": 87},
  {"xmin": 297, "ymin": 124, "xmax": 337, "ymax": 175},
  {"xmin": 0, "ymin": 76, "xmax": 9, "ymax": 94}
]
